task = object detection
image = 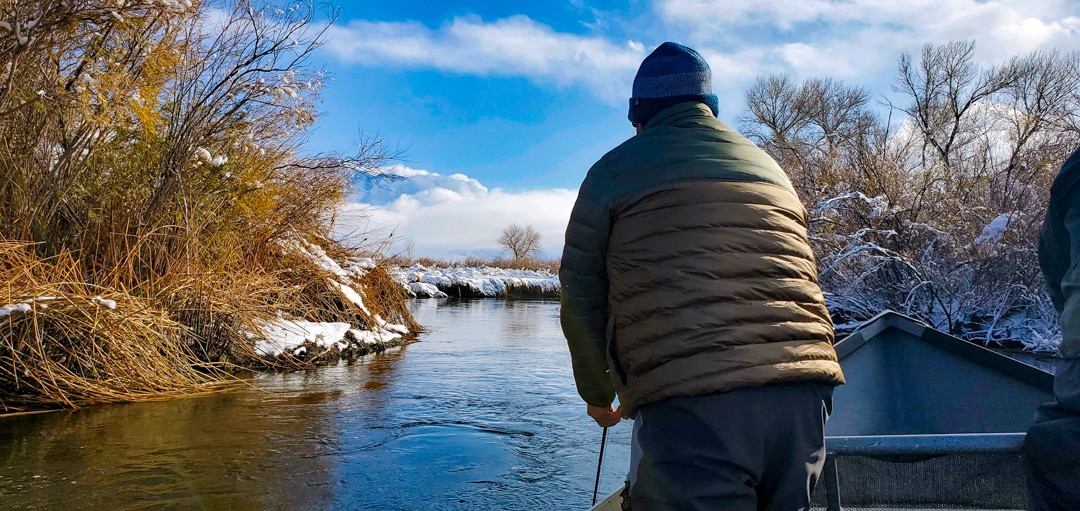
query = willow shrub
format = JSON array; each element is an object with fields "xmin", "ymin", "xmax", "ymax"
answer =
[{"xmin": 0, "ymin": 1, "xmax": 413, "ymax": 409}]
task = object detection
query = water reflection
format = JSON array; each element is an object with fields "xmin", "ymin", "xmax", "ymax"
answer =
[
  {"xmin": 0, "ymin": 374, "xmax": 351, "ymax": 510},
  {"xmin": 499, "ymin": 299, "xmax": 555, "ymax": 343},
  {"xmin": 995, "ymin": 349, "xmax": 1059, "ymax": 374},
  {"xmin": 0, "ymin": 299, "xmax": 632, "ymax": 510}
]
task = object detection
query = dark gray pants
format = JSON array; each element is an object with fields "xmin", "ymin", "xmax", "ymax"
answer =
[
  {"xmin": 630, "ymin": 382, "xmax": 833, "ymax": 511},
  {"xmin": 1024, "ymin": 358, "xmax": 1080, "ymax": 511}
]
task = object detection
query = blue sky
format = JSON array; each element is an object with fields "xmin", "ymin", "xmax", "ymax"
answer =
[{"xmin": 310, "ymin": 0, "xmax": 1080, "ymax": 259}]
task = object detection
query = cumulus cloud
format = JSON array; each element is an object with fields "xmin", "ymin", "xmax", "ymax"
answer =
[
  {"xmin": 320, "ymin": 2, "xmax": 1078, "ymax": 114},
  {"xmin": 659, "ymin": 0, "xmax": 1080, "ymax": 79},
  {"xmin": 354, "ymin": 164, "xmax": 489, "ymax": 205},
  {"xmin": 323, "ymin": 15, "xmax": 646, "ymax": 101},
  {"xmin": 335, "ymin": 165, "xmax": 577, "ymax": 259},
  {"xmin": 660, "ymin": 0, "xmax": 836, "ymax": 30},
  {"xmin": 316, "ymin": 3, "xmax": 1080, "ymax": 258}
]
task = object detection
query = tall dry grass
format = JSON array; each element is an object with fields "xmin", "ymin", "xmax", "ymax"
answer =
[
  {"xmin": 0, "ymin": 241, "xmax": 230, "ymax": 412},
  {"xmin": 0, "ymin": 1, "xmax": 418, "ymax": 411},
  {"xmin": 358, "ymin": 266, "xmax": 422, "ymax": 333}
]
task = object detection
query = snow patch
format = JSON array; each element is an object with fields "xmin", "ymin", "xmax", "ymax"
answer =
[
  {"xmin": 348, "ymin": 327, "xmax": 405, "ymax": 345},
  {"xmin": 254, "ymin": 239, "xmax": 411, "ymax": 357},
  {"xmin": 812, "ymin": 192, "xmax": 889, "ymax": 218},
  {"xmin": 394, "ymin": 266, "xmax": 559, "ymax": 297},
  {"xmin": 408, "ymin": 282, "xmax": 448, "ymax": 298},
  {"xmin": 330, "ymin": 280, "xmax": 370, "ymax": 315},
  {"xmin": 0, "ymin": 303, "xmax": 32, "ymax": 318},
  {"xmin": 91, "ymin": 296, "xmax": 117, "ymax": 309},
  {"xmin": 975, "ymin": 213, "xmax": 1017, "ymax": 244},
  {"xmin": 253, "ymin": 319, "xmax": 352, "ymax": 357},
  {"xmin": 253, "ymin": 318, "xmax": 407, "ymax": 356}
]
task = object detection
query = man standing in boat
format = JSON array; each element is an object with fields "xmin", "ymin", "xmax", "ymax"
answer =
[
  {"xmin": 1024, "ymin": 147, "xmax": 1080, "ymax": 510},
  {"xmin": 560, "ymin": 42, "xmax": 845, "ymax": 510}
]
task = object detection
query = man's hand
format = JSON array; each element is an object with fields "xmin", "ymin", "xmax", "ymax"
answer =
[{"xmin": 587, "ymin": 403, "xmax": 622, "ymax": 427}]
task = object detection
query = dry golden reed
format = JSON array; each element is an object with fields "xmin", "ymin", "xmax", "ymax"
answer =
[{"xmin": 0, "ymin": 240, "xmax": 232, "ymax": 413}]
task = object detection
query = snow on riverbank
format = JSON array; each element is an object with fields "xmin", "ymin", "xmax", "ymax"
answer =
[
  {"xmin": 255, "ymin": 240, "xmax": 411, "ymax": 360},
  {"xmin": 254, "ymin": 258, "xmax": 563, "ymax": 359},
  {"xmin": 254, "ymin": 318, "xmax": 407, "ymax": 357},
  {"xmin": 393, "ymin": 265, "xmax": 560, "ymax": 298}
]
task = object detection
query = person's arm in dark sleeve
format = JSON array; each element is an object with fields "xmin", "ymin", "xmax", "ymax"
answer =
[
  {"xmin": 1047, "ymin": 182, "xmax": 1080, "ymax": 413},
  {"xmin": 560, "ymin": 163, "xmax": 614, "ymax": 408},
  {"xmin": 1043, "ymin": 148, "xmax": 1080, "ymax": 312},
  {"xmin": 1056, "ymin": 193, "xmax": 1080, "ymax": 359}
]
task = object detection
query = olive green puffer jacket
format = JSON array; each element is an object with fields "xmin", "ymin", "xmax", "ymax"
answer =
[{"xmin": 560, "ymin": 102, "xmax": 845, "ymax": 415}]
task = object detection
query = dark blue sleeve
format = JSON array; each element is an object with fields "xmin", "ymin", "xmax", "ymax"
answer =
[
  {"xmin": 1042, "ymin": 147, "xmax": 1080, "ymax": 358},
  {"xmin": 1041, "ymin": 148, "xmax": 1080, "ymax": 312}
]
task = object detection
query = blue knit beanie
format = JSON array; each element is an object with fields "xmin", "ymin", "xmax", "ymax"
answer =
[{"xmin": 628, "ymin": 42, "xmax": 719, "ymax": 125}]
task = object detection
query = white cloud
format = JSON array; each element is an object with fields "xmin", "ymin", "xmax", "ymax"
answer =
[
  {"xmin": 320, "ymin": 2, "xmax": 1078, "ymax": 104},
  {"xmin": 771, "ymin": 30, "xmax": 901, "ymax": 79},
  {"xmin": 660, "ymin": 0, "xmax": 1077, "ymax": 37},
  {"xmin": 335, "ymin": 166, "xmax": 577, "ymax": 259},
  {"xmin": 324, "ymin": 15, "xmax": 646, "ymax": 101},
  {"xmin": 355, "ymin": 164, "xmax": 489, "ymax": 205},
  {"xmin": 659, "ymin": 0, "xmax": 1080, "ymax": 79},
  {"xmin": 660, "ymin": 0, "xmax": 836, "ymax": 30},
  {"xmin": 698, "ymin": 47, "xmax": 774, "ymax": 85}
]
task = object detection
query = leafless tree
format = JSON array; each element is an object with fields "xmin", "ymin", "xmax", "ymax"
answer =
[
  {"xmin": 740, "ymin": 40, "xmax": 1080, "ymax": 347},
  {"xmin": 991, "ymin": 50, "xmax": 1080, "ymax": 212},
  {"xmin": 894, "ymin": 40, "xmax": 1015, "ymax": 173},
  {"xmin": 498, "ymin": 223, "xmax": 541, "ymax": 260},
  {"xmin": 741, "ymin": 73, "xmax": 877, "ymax": 204},
  {"xmin": 741, "ymin": 73, "xmax": 810, "ymax": 160}
]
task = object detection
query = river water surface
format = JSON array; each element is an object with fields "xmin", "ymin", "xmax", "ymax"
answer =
[{"xmin": 0, "ymin": 299, "xmax": 632, "ymax": 510}]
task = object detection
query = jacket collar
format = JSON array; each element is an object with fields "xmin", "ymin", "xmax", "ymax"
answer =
[{"xmin": 641, "ymin": 102, "xmax": 715, "ymax": 132}]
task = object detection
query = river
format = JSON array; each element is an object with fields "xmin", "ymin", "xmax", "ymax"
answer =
[{"xmin": 0, "ymin": 299, "xmax": 632, "ymax": 510}]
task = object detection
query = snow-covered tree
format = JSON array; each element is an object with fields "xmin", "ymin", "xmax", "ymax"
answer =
[{"xmin": 742, "ymin": 41, "xmax": 1080, "ymax": 350}]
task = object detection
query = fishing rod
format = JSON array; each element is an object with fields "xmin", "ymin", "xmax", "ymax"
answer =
[{"xmin": 592, "ymin": 426, "xmax": 609, "ymax": 506}]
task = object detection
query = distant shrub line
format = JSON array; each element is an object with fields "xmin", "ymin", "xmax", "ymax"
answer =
[{"xmin": 388, "ymin": 255, "xmax": 561, "ymax": 275}]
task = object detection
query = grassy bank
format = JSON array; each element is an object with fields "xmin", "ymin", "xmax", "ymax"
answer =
[
  {"xmin": 0, "ymin": 1, "xmax": 417, "ymax": 413},
  {"xmin": 0, "ymin": 236, "xmax": 420, "ymax": 414},
  {"xmin": 392, "ymin": 258, "xmax": 562, "ymax": 299}
]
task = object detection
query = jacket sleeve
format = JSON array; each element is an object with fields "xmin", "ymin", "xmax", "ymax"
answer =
[
  {"xmin": 560, "ymin": 163, "xmax": 615, "ymax": 407},
  {"xmin": 1043, "ymin": 147, "xmax": 1080, "ymax": 359},
  {"xmin": 1056, "ymin": 203, "xmax": 1080, "ymax": 359},
  {"xmin": 1042, "ymin": 150, "xmax": 1080, "ymax": 310}
]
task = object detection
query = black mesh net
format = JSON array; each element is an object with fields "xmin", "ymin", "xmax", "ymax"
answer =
[{"xmin": 810, "ymin": 452, "xmax": 1028, "ymax": 510}]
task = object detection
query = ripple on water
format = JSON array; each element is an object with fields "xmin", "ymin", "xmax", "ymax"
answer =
[{"xmin": 0, "ymin": 300, "xmax": 632, "ymax": 510}]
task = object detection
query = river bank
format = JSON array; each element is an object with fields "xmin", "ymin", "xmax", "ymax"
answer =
[
  {"xmin": 393, "ymin": 265, "xmax": 561, "ymax": 299},
  {"xmin": 0, "ymin": 240, "xmax": 419, "ymax": 414}
]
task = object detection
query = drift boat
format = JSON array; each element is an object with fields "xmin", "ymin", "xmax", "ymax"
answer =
[{"xmin": 585, "ymin": 311, "xmax": 1055, "ymax": 510}]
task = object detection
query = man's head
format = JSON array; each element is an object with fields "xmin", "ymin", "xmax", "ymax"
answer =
[{"xmin": 628, "ymin": 42, "xmax": 719, "ymax": 128}]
